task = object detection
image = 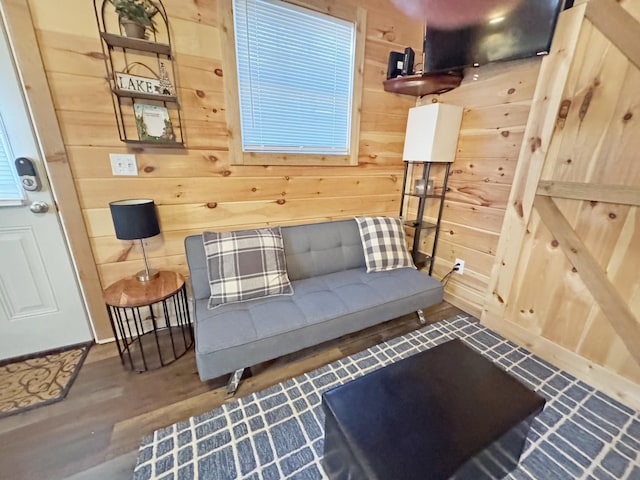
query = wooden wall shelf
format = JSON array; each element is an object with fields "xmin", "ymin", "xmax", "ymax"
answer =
[
  {"xmin": 100, "ymin": 32, "xmax": 172, "ymax": 56},
  {"xmin": 383, "ymin": 71, "xmax": 463, "ymax": 97},
  {"xmin": 123, "ymin": 139, "xmax": 183, "ymax": 148},
  {"xmin": 112, "ymin": 89, "xmax": 178, "ymax": 103},
  {"xmin": 94, "ymin": 0, "xmax": 183, "ymax": 146}
]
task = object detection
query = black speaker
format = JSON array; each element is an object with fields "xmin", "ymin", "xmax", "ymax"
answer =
[
  {"xmin": 387, "ymin": 51, "xmax": 404, "ymax": 79},
  {"xmin": 402, "ymin": 47, "xmax": 414, "ymax": 76}
]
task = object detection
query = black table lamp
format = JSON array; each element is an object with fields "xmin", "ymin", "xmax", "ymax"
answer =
[{"xmin": 109, "ymin": 199, "xmax": 160, "ymax": 282}]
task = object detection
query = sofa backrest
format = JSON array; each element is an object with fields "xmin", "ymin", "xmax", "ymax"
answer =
[{"xmin": 184, "ymin": 219, "xmax": 365, "ymax": 300}]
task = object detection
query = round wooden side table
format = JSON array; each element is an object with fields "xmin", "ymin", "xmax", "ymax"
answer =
[{"xmin": 104, "ymin": 271, "xmax": 193, "ymax": 372}]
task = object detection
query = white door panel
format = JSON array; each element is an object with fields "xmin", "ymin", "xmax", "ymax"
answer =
[
  {"xmin": 0, "ymin": 226, "xmax": 58, "ymax": 319},
  {"xmin": 0, "ymin": 13, "xmax": 91, "ymax": 359}
]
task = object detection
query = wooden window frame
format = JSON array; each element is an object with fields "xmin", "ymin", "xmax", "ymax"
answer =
[{"xmin": 218, "ymin": 0, "xmax": 366, "ymax": 166}]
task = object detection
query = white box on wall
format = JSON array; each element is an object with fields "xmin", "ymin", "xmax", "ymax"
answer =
[{"xmin": 402, "ymin": 103, "xmax": 463, "ymax": 163}]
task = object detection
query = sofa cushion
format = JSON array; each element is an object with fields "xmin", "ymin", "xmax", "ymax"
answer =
[
  {"xmin": 283, "ymin": 219, "xmax": 365, "ymax": 281},
  {"xmin": 203, "ymin": 227, "xmax": 293, "ymax": 308},
  {"xmin": 193, "ymin": 267, "xmax": 444, "ymax": 380},
  {"xmin": 355, "ymin": 216, "xmax": 415, "ymax": 272}
]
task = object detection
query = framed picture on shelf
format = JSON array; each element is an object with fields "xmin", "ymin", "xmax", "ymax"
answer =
[{"xmin": 133, "ymin": 103, "xmax": 176, "ymax": 142}]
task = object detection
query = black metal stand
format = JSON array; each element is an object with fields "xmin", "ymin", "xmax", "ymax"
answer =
[
  {"xmin": 106, "ymin": 284, "xmax": 192, "ymax": 372},
  {"xmin": 399, "ymin": 160, "xmax": 451, "ymax": 275}
]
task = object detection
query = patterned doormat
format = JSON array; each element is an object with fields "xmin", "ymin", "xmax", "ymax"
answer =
[
  {"xmin": 133, "ymin": 315, "xmax": 640, "ymax": 479},
  {"xmin": 0, "ymin": 341, "xmax": 92, "ymax": 418}
]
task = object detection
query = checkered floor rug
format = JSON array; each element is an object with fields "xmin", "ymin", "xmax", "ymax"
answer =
[{"xmin": 133, "ymin": 315, "xmax": 640, "ymax": 479}]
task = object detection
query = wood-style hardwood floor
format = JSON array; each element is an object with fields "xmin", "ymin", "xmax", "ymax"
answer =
[{"xmin": 0, "ymin": 302, "xmax": 466, "ymax": 480}]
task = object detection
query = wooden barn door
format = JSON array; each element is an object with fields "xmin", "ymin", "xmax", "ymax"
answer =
[{"xmin": 482, "ymin": 0, "xmax": 640, "ymax": 409}]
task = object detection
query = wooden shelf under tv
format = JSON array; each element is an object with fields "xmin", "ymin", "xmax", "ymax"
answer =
[{"xmin": 383, "ymin": 71, "xmax": 463, "ymax": 97}]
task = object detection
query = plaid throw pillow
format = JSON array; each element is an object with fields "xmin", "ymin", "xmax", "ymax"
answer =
[
  {"xmin": 203, "ymin": 227, "xmax": 293, "ymax": 309},
  {"xmin": 355, "ymin": 216, "xmax": 416, "ymax": 272}
]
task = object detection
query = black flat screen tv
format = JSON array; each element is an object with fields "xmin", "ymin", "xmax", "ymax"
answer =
[{"xmin": 423, "ymin": 0, "xmax": 569, "ymax": 74}]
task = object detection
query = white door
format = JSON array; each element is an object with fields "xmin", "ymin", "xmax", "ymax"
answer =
[{"xmin": 0, "ymin": 19, "xmax": 92, "ymax": 360}]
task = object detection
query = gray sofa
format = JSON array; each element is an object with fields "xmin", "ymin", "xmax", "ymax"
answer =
[{"xmin": 184, "ymin": 218, "xmax": 443, "ymax": 392}]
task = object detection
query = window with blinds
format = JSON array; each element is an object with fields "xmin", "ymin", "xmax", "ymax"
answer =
[
  {"xmin": 0, "ymin": 113, "xmax": 23, "ymax": 205},
  {"xmin": 232, "ymin": 0, "xmax": 355, "ymax": 155}
]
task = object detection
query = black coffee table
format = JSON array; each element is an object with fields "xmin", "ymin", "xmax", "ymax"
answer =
[{"xmin": 322, "ymin": 338, "xmax": 545, "ymax": 479}]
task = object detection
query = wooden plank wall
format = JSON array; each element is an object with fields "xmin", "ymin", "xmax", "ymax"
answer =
[
  {"xmin": 21, "ymin": 0, "xmax": 554, "ymax": 337},
  {"xmin": 416, "ymin": 59, "xmax": 542, "ymax": 317},
  {"xmin": 482, "ymin": 0, "xmax": 640, "ymax": 408},
  {"xmin": 24, "ymin": 0, "xmax": 423, "ymax": 301}
]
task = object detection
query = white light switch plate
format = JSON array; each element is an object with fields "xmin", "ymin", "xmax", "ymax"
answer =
[{"xmin": 110, "ymin": 153, "xmax": 138, "ymax": 176}]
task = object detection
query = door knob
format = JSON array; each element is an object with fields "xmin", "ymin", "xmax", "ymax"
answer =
[{"xmin": 29, "ymin": 201, "xmax": 49, "ymax": 214}]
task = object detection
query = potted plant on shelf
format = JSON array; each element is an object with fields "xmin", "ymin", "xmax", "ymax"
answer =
[{"xmin": 108, "ymin": 0, "xmax": 159, "ymax": 39}]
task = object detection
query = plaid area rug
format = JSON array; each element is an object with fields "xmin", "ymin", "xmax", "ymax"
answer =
[
  {"xmin": 133, "ymin": 315, "xmax": 640, "ymax": 479},
  {"xmin": 0, "ymin": 341, "xmax": 92, "ymax": 418}
]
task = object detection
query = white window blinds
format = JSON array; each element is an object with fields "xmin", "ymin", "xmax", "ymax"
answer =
[
  {"xmin": 0, "ymin": 113, "xmax": 23, "ymax": 204},
  {"xmin": 233, "ymin": 0, "xmax": 355, "ymax": 155}
]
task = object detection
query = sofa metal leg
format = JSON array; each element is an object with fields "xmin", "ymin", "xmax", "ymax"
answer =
[
  {"xmin": 417, "ymin": 309, "xmax": 426, "ymax": 325},
  {"xmin": 226, "ymin": 368, "xmax": 245, "ymax": 395}
]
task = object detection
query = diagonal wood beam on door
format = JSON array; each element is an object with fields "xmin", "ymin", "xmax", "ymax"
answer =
[
  {"xmin": 482, "ymin": 4, "xmax": 587, "ymax": 322},
  {"xmin": 533, "ymin": 195, "xmax": 640, "ymax": 366},
  {"xmin": 537, "ymin": 181, "xmax": 640, "ymax": 207},
  {"xmin": 586, "ymin": 0, "xmax": 640, "ymax": 70}
]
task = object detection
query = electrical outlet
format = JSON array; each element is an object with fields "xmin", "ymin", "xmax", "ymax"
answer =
[
  {"xmin": 454, "ymin": 258, "xmax": 465, "ymax": 275},
  {"xmin": 109, "ymin": 153, "xmax": 138, "ymax": 176}
]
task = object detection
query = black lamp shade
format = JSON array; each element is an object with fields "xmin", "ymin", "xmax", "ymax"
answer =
[{"xmin": 109, "ymin": 199, "xmax": 160, "ymax": 240}]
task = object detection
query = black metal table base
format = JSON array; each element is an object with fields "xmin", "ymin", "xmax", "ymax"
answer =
[{"xmin": 106, "ymin": 285, "xmax": 193, "ymax": 372}]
